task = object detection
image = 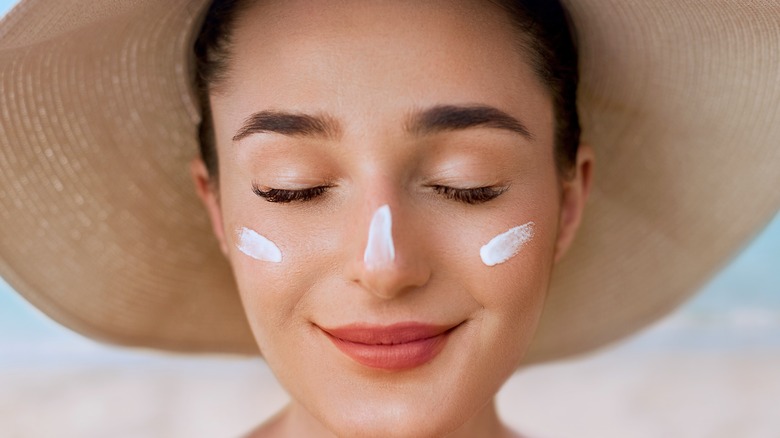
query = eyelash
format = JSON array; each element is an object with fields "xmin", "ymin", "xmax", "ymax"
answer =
[
  {"xmin": 251, "ymin": 183, "xmax": 506, "ymax": 204},
  {"xmin": 252, "ymin": 183, "xmax": 330, "ymax": 203},
  {"xmin": 430, "ymin": 185, "xmax": 506, "ymax": 204}
]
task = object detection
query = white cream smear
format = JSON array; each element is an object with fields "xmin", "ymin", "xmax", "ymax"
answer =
[
  {"xmin": 236, "ymin": 227, "xmax": 282, "ymax": 263},
  {"xmin": 363, "ymin": 204, "xmax": 396, "ymax": 269},
  {"xmin": 480, "ymin": 222, "xmax": 535, "ymax": 267}
]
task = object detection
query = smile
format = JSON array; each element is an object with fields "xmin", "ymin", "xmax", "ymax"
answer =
[{"xmin": 319, "ymin": 322, "xmax": 460, "ymax": 371}]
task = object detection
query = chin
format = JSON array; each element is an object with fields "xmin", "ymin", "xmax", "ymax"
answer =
[
  {"xmin": 306, "ymin": 382, "xmax": 494, "ymax": 438},
  {"xmin": 323, "ymin": 406, "xmax": 464, "ymax": 438}
]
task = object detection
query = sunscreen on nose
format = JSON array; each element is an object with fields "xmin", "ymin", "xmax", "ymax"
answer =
[
  {"xmin": 480, "ymin": 222, "xmax": 535, "ymax": 267},
  {"xmin": 363, "ymin": 205, "xmax": 395, "ymax": 269}
]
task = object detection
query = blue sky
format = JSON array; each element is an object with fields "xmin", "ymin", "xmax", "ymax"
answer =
[{"xmin": 0, "ymin": 0, "xmax": 14, "ymax": 14}]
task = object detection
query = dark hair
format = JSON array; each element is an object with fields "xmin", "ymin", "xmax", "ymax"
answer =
[
  {"xmin": 193, "ymin": 0, "xmax": 250, "ymax": 180},
  {"xmin": 193, "ymin": 0, "xmax": 580, "ymax": 180},
  {"xmin": 493, "ymin": 0, "xmax": 581, "ymax": 179}
]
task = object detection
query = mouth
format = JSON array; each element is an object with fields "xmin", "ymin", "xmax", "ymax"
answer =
[{"xmin": 318, "ymin": 322, "xmax": 461, "ymax": 371}]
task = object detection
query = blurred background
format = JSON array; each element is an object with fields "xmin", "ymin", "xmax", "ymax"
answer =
[{"xmin": 1, "ymin": 1, "xmax": 779, "ymax": 437}]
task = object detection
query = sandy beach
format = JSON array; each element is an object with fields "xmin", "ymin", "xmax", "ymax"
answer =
[{"xmin": 3, "ymin": 344, "xmax": 779, "ymax": 438}]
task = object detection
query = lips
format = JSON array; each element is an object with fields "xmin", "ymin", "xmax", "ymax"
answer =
[{"xmin": 319, "ymin": 322, "xmax": 458, "ymax": 371}]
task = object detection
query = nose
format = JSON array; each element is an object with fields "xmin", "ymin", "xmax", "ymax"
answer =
[
  {"xmin": 363, "ymin": 205, "xmax": 395, "ymax": 270},
  {"xmin": 347, "ymin": 204, "xmax": 431, "ymax": 299}
]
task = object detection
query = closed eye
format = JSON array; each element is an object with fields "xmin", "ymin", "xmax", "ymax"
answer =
[
  {"xmin": 251, "ymin": 182, "xmax": 506, "ymax": 204},
  {"xmin": 431, "ymin": 185, "xmax": 507, "ymax": 204},
  {"xmin": 252, "ymin": 182, "xmax": 331, "ymax": 203}
]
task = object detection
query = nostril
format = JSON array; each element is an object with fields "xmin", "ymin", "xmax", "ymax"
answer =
[{"xmin": 363, "ymin": 204, "xmax": 395, "ymax": 270}]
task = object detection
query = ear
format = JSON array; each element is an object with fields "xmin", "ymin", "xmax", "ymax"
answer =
[
  {"xmin": 190, "ymin": 158, "xmax": 229, "ymax": 256},
  {"xmin": 553, "ymin": 144, "xmax": 594, "ymax": 263}
]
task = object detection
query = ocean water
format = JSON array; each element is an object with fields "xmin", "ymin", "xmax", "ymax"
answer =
[{"xmin": 1, "ymin": 0, "xmax": 779, "ymax": 364}]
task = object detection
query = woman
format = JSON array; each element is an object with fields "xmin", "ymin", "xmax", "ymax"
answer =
[{"xmin": 1, "ymin": 0, "xmax": 778, "ymax": 437}]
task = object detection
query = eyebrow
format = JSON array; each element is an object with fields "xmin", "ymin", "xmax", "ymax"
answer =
[
  {"xmin": 407, "ymin": 104, "xmax": 533, "ymax": 140},
  {"xmin": 232, "ymin": 110, "xmax": 341, "ymax": 142},
  {"xmin": 232, "ymin": 104, "xmax": 532, "ymax": 143}
]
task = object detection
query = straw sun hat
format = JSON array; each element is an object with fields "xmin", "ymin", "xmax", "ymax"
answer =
[{"xmin": 1, "ymin": 0, "xmax": 779, "ymax": 364}]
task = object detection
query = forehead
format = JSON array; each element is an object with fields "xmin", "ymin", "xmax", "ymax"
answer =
[
  {"xmin": 229, "ymin": 0, "xmax": 518, "ymax": 57},
  {"xmin": 214, "ymin": 0, "xmax": 551, "ymax": 141}
]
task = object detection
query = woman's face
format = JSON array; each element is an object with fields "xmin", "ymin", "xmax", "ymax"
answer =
[{"xmin": 194, "ymin": 0, "xmax": 590, "ymax": 436}]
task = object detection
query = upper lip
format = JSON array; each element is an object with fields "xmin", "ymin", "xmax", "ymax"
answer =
[{"xmin": 318, "ymin": 322, "xmax": 459, "ymax": 345}]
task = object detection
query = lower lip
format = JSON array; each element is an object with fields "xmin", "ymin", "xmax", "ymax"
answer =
[{"xmin": 323, "ymin": 329, "xmax": 453, "ymax": 371}]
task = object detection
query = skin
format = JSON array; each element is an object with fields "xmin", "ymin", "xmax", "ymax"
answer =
[{"xmin": 191, "ymin": 0, "xmax": 594, "ymax": 437}]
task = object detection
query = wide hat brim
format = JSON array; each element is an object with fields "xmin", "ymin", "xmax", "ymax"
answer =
[{"xmin": 1, "ymin": 0, "xmax": 779, "ymax": 364}]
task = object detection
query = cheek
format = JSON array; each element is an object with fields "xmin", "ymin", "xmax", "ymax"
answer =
[
  {"xmin": 460, "ymin": 209, "xmax": 560, "ymax": 362},
  {"xmin": 226, "ymin": 206, "xmax": 355, "ymax": 364},
  {"xmin": 478, "ymin": 231, "xmax": 555, "ymax": 343},
  {"xmin": 478, "ymin": 220, "xmax": 557, "ymax": 301}
]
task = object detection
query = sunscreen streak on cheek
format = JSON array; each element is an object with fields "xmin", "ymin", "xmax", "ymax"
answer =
[
  {"xmin": 236, "ymin": 227, "xmax": 283, "ymax": 263},
  {"xmin": 480, "ymin": 222, "xmax": 535, "ymax": 267},
  {"xmin": 363, "ymin": 205, "xmax": 395, "ymax": 269}
]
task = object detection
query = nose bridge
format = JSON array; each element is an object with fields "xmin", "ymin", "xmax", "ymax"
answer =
[
  {"xmin": 350, "ymin": 200, "xmax": 431, "ymax": 299},
  {"xmin": 363, "ymin": 204, "xmax": 395, "ymax": 270}
]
